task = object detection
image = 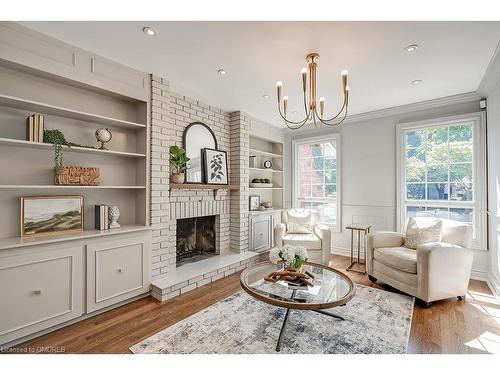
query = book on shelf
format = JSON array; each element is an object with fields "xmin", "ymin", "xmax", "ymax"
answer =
[
  {"xmin": 25, "ymin": 114, "xmax": 44, "ymax": 142},
  {"xmin": 95, "ymin": 205, "xmax": 109, "ymax": 230}
]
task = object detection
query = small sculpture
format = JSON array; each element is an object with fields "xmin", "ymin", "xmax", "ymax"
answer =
[
  {"xmin": 108, "ymin": 205, "xmax": 120, "ymax": 228},
  {"xmin": 95, "ymin": 128, "xmax": 112, "ymax": 150}
]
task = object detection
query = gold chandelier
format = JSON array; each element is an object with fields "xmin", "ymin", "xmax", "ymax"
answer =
[{"xmin": 276, "ymin": 53, "xmax": 349, "ymax": 129}]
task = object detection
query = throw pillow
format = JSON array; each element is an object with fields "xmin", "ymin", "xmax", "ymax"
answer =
[
  {"xmin": 404, "ymin": 217, "xmax": 443, "ymax": 250},
  {"xmin": 287, "ymin": 212, "xmax": 314, "ymax": 234}
]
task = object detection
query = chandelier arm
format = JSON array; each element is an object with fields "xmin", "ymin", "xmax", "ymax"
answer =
[
  {"xmin": 277, "ymin": 103, "xmax": 309, "ymax": 125},
  {"xmin": 317, "ymin": 103, "xmax": 349, "ymax": 126},
  {"xmin": 319, "ymin": 96, "xmax": 347, "ymax": 122},
  {"xmin": 283, "ymin": 116, "xmax": 310, "ymax": 130},
  {"xmin": 302, "ymin": 89, "xmax": 311, "ymax": 119}
]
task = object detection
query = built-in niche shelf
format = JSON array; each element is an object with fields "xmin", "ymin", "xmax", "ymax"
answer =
[
  {"xmin": 248, "ymin": 135, "xmax": 284, "ymax": 211},
  {"xmin": 249, "ymin": 167, "xmax": 283, "ymax": 173},
  {"xmin": 170, "ymin": 183, "xmax": 239, "ymax": 190},
  {"xmin": 249, "ymin": 148, "xmax": 283, "ymax": 159},
  {"xmin": 0, "ymin": 93, "xmax": 146, "ymax": 129},
  {"xmin": 0, "ymin": 185, "xmax": 146, "ymax": 189},
  {"xmin": 249, "ymin": 187, "xmax": 283, "ymax": 190},
  {"xmin": 0, "ymin": 225, "xmax": 150, "ymax": 251},
  {"xmin": 0, "ymin": 137, "xmax": 146, "ymax": 158}
]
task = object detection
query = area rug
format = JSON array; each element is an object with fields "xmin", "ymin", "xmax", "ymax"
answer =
[{"xmin": 130, "ymin": 285, "xmax": 414, "ymax": 354}]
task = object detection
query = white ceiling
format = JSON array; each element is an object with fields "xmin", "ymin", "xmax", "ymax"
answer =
[{"xmin": 20, "ymin": 21, "xmax": 500, "ymax": 127}]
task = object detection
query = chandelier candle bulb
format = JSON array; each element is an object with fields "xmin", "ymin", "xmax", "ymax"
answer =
[
  {"xmin": 283, "ymin": 96, "xmax": 288, "ymax": 115},
  {"xmin": 301, "ymin": 67, "xmax": 307, "ymax": 91},
  {"xmin": 319, "ymin": 97, "xmax": 325, "ymax": 117},
  {"xmin": 342, "ymin": 70, "xmax": 348, "ymax": 92},
  {"xmin": 277, "ymin": 81, "xmax": 283, "ymax": 102}
]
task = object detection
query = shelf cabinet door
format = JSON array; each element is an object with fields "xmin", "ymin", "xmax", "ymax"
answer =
[
  {"xmin": 250, "ymin": 215, "xmax": 272, "ymax": 253},
  {"xmin": 0, "ymin": 245, "xmax": 83, "ymax": 346},
  {"xmin": 86, "ymin": 235, "xmax": 151, "ymax": 313}
]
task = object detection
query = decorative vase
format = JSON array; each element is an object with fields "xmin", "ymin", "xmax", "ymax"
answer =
[
  {"xmin": 108, "ymin": 205, "xmax": 120, "ymax": 228},
  {"xmin": 170, "ymin": 172, "xmax": 185, "ymax": 184}
]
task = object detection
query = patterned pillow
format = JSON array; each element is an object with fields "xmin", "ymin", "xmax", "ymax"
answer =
[
  {"xmin": 287, "ymin": 212, "xmax": 314, "ymax": 234},
  {"xmin": 404, "ymin": 217, "xmax": 442, "ymax": 250}
]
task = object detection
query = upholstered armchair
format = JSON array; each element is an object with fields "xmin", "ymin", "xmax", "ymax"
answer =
[
  {"xmin": 367, "ymin": 217, "xmax": 474, "ymax": 307},
  {"xmin": 274, "ymin": 209, "xmax": 331, "ymax": 265}
]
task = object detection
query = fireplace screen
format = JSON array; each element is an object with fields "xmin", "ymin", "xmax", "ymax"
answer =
[{"xmin": 176, "ymin": 215, "xmax": 216, "ymax": 266}]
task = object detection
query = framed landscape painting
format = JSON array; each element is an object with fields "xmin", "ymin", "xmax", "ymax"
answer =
[
  {"xmin": 203, "ymin": 148, "xmax": 229, "ymax": 185},
  {"xmin": 20, "ymin": 196, "xmax": 84, "ymax": 237}
]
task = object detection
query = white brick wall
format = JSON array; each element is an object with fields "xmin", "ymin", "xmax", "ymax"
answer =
[
  {"xmin": 150, "ymin": 75, "xmax": 248, "ymax": 279},
  {"xmin": 229, "ymin": 111, "xmax": 250, "ymax": 253}
]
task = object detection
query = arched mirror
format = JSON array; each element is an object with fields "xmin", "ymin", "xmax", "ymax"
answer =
[{"xmin": 183, "ymin": 122, "xmax": 218, "ymax": 183}]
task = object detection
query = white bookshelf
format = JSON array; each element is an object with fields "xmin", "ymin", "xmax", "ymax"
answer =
[
  {"xmin": 248, "ymin": 136, "xmax": 284, "ymax": 210},
  {"xmin": 0, "ymin": 61, "xmax": 150, "ymax": 240},
  {"xmin": 0, "ymin": 93, "xmax": 146, "ymax": 129},
  {"xmin": 0, "ymin": 137, "xmax": 146, "ymax": 158}
]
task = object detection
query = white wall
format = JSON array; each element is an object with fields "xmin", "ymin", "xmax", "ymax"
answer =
[
  {"xmin": 487, "ymin": 80, "xmax": 500, "ymax": 295},
  {"xmin": 283, "ymin": 98, "xmax": 490, "ymax": 278}
]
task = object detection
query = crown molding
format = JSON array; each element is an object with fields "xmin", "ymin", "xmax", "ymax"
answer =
[
  {"xmin": 478, "ymin": 40, "xmax": 500, "ymax": 96},
  {"xmin": 283, "ymin": 91, "xmax": 481, "ymax": 134}
]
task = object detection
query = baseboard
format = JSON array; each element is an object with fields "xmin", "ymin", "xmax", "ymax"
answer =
[
  {"xmin": 470, "ymin": 269, "xmax": 489, "ymax": 282},
  {"xmin": 487, "ymin": 272, "xmax": 500, "ymax": 298},
  {"xmin": 331, "ymin": 246, "xmax": 358, "ymax": 259}
]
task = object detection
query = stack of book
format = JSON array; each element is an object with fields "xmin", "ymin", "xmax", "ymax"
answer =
[
  {"xmin": 95, "ymin": 205, "xmax": 109, "ymax": 230},
  {"xmin": 26, "ymin": 114, "xmax": 45, "ymax": 142}
]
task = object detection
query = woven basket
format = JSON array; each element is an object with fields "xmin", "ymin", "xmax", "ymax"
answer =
[{"xmin": 54, "ymin": 166, "xmax": 100, "ymax": 186}]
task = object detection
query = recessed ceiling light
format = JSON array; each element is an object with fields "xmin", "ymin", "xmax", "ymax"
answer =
[
  {"xmin": 142, "ymin": 27, "xmax": 157, "ymax": 36},
  {"xmin": 411, "ymin": 79, "xmax": 423, "ymax": 85},
  {"xmin": 405, "ymin": 44, "xmax": 419, "ymax": 53},
  {"xmin": 262, "ymin": 94, "xmax": 270, "ymax": 99},
  {"xmin": 217, "ymin": 68, "xmax": 227, "ymax": 76}
]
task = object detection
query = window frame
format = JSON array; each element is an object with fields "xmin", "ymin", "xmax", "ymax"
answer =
[
  {"xmin": 292, "ymin": 134, "xmax": 342, "ymax": 232},
  {"xmin": 396, "ymin": 112, "xmax": 487, "ymax": 250}
]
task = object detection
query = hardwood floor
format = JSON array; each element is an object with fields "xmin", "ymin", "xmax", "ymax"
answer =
[{"xmin": 10, "ymin": 254, "xmax": 500, "ymax": 354}]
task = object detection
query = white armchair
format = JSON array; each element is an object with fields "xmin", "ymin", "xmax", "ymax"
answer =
[
  {"xmin": 274, "ymin": 209, "xmax": 331, "ymax": 265},
  {"xmin": 367, "ymin": 217, "xmax": 474, "ymax": 307}
]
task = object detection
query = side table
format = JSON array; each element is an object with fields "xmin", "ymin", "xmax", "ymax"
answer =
[{"xmin": 345, "ymin": 223, "xmax": 372, "ymax": 274}]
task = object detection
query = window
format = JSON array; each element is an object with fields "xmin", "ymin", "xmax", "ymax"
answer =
[
  {"xmin": 397, "ymin": 113, "xmax": 486, "ymax": 249},
  {"xmin": 292, "ymin": 135, "xmax": 341, "ymax": 229}
]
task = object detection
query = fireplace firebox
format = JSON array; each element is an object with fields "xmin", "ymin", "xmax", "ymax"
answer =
[{"xmin": 176, "ymin": 215, "xmax": 217, "ymax": 266}]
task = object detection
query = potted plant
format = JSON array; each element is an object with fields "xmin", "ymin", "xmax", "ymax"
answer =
[{"xmin": 169, "ymin": 145, "xmax": 190, "ymax": 184}]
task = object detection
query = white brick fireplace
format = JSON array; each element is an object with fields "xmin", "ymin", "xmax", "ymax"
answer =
[{"xmin": 149, "ymin": 75, "xmax": 261, "ymax": 302}]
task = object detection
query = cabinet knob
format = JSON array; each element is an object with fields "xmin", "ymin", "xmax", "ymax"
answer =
[
  {"xmin": 118, "ymin": 268, "xmax": 125, "ymax": 273},
  {"xmin": 32, "ymin": 289, "xmax": 42, "ymax": 295}
]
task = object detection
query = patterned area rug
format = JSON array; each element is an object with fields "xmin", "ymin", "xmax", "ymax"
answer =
[{"xmin": 130, "ymin": 285, "xmax": 414, "ymax": 354}]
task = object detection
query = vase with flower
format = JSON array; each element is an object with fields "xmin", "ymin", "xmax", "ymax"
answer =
[{"xmin": 269, "ymin": 245, "xmax": 309, "ymax": 271}]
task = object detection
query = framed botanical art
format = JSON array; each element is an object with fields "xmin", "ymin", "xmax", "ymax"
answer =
[
  {"xmin": 20, "ymin": 195, "xmax": 84, "ymax": 237},
  {"xmin": 203, "ymin": 148, "xmax": 229, "ymax": 185}
]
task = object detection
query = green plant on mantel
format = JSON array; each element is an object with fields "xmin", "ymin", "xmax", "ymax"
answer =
[
  {"xmin": 169, "ymin": 145, "xmax": 190, "ymax": 174},
  {"xmin": 43, "ymin": 129, "xmax": 94, "ymax": 170}
]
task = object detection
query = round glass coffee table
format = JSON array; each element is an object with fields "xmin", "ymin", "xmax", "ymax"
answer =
[{"xmin": 240, "ymin": 261, "xmax": 356, "ymax": 351}]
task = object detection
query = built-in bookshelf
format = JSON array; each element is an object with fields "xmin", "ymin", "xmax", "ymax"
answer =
[
  {"xmin": 0, "ymin": 61, "xmax": 149, "ymax": 240},
  {"xmin": 248, "ymin": 135, "xmax": 284, "ymax": 210}
]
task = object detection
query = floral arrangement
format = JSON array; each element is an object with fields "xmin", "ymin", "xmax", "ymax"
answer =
[{"xmin": 269, "ymin": 245, "xmax": 309, "ymax": 269}]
